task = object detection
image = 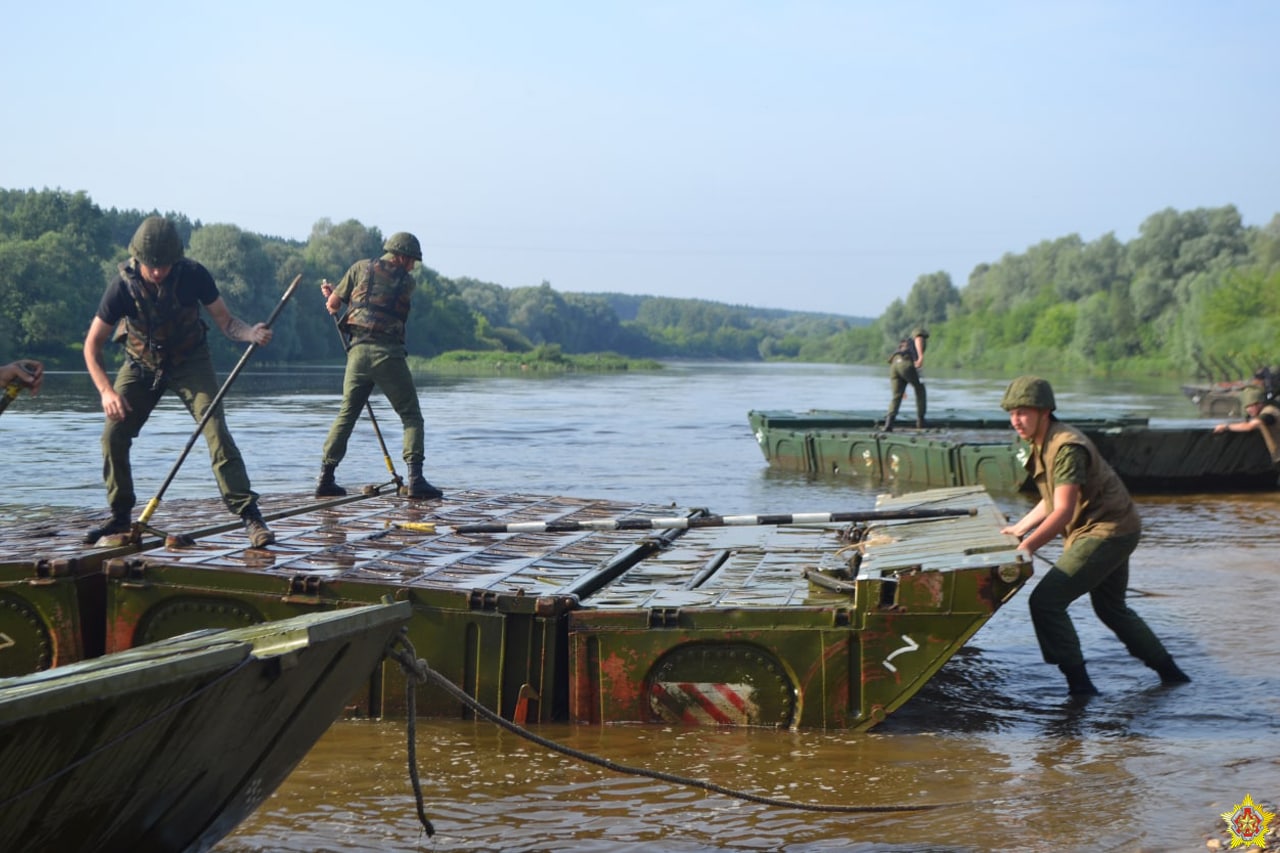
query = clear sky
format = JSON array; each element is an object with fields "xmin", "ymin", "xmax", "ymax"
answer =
[{"xmin": 3, "ymin": 1, "xmax": 1276, "ymax": 316}]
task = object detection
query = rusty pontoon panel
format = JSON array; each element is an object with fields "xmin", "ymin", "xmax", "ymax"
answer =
[
  {"xmin": 568, "ymin": 485, "xmax": 1030, "ymax": 730},
  {"xmin": 0, "ymin": 490, "xmax": 386, "ymax": 677},
  {"xmin": 5, "ymin": 485, "xmax": 1029, "ymax": 731},
  {"xmin": 748, "ymin": 409, "xmax": 1280, "ymax": 492},
  {"xmin": 102, "ymin": 489, "xmax": 693, "ymax": 721}
]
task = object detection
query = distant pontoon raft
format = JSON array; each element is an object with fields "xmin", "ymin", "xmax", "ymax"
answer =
[{"xmin": 748, "ymin": 409, "xmax": 1280, "ymax": 493}]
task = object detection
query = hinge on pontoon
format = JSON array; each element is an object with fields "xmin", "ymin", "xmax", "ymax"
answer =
[{"xmin": 648, "ymin": 607, "xmax": 680, "ymax": 628}]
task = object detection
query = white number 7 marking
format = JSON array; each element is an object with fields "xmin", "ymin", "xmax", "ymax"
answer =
[{"xmin": 882, "ymin": 635, "xmax": 919, "ymax": 672}]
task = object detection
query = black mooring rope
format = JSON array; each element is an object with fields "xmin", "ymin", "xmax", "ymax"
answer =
[
  {"xmin": 401, "ymin": 653, "xmax": 435, "ymax": 838},
  {"xmin": 385, "ymin": 629, "xmax": 1203, "ymax": 837},
  {"xmin": 386, "ymin": 633, "xmax": 946, "ymax": 819}
]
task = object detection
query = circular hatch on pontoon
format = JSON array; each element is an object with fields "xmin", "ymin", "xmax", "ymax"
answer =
[{"xmin": 645, "ymin": 642, "xmax": 796, "ymax": 727}]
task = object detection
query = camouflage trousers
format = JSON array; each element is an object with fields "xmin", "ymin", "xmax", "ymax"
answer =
[
  {"xmin": 886, "ymin": 358, "xmax": 926, "ymax": 421},
  {"xmin": 101, "ymin": 350, "xmax": 259, "ymax": 517},
  {"xmin": 321, "ymin": 342, "xmax": 424, "ymax": 467}
]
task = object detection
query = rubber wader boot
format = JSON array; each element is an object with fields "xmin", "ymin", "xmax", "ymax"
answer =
[
  {"xmin": 315, "ymin": 463, "xmax": 347, "ymax": 497},
  {"xmin": 1149, "ymin": 655, "xmax": 1191, "ymax": 684},
  {"xmin": 84, "ymin": 510, "xmax": 132, "ymax": 544},
  {"xmin": 404, "ymin": 463, "xmax": 443, "ymax": 500},
  {"xmin": 241, "ymin": 504, "xmax": 276, "ymax": 548},
  {"xmin": 1059, "ymin": 662, "xmax": 1100, "ymax": 696}
]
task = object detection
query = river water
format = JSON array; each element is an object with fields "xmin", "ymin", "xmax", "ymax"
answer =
[{"xmin": 3, "ymin": 362, "xmax": 1276, "ymax": 851}]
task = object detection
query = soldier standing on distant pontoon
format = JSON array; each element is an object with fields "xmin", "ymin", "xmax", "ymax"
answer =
[{"xmin": 882, "ymin": 326, "xmax": 928, "ymax": 431}]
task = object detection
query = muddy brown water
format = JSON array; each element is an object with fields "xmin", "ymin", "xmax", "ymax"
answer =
[{"xmin": 3, "ymin": 363, "xmax": 1276, "ymax": 851}]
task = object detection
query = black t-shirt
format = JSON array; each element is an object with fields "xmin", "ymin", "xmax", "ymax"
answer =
[{"xmin": 95, "ymin": 261, "xmax": 220, "ymax": 326}]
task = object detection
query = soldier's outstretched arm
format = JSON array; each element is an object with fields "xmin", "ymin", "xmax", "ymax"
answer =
[{"xmin": 205, "ymin": 297, "xmax": 272, "ymax": 346}]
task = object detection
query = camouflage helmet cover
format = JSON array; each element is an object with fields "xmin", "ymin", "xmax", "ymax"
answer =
[
  {"xmin": 383, "ymin": 231, "xmax": 423, "ymax": 261},
  {"xmin": 129, "ymin": 216, "xmax": 184, "ymax": 267},
  {"xmin": 1001, "ymin": 375, "xmax": 1056, "ymax": 411},
  {"xmin": 1239, "ymin": 386, "xmax": 1265, "ymax": 408}
]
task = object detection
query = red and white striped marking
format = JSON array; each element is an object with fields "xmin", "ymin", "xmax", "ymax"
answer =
[{"xmin": 650, "ymin": 681, "xmax": 759, "ymax": 726}]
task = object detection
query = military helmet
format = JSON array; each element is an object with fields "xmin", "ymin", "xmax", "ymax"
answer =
[
  {"xmin": 129, "ymin": 217, "xmax": 184, "ymax": 267},
  {"xmin": 1001, "ymin": 375, "xmax": 1056, "ymax": 411},
  {"xmin": 911, "ymin": 327, "xmax": 930, "ymax": 338},
  {"xmin": 383, "ymin": 231, "xmax": 423, "ymax": 261},
  {"xmin": 1239, "ymin": 386, "xmax": 1265, "ymax": 408}
]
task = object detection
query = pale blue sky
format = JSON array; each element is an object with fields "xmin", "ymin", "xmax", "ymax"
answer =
[{"xmin": 3, "ymin": 1, "xmax": 1276, "ymax": 315}]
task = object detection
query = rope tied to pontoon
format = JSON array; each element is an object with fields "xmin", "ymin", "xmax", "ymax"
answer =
[{"xmin": 387, "ymin": 633, "xmax": 946, "ymax": 819}]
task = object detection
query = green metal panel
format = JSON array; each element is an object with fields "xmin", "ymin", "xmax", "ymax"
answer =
[
  {"xmin": 956, "ymin": 442, "xmax": 1028, "ymax": 491},
  {"xmin": 0, "ymin": 561, "xmax": 105, "ymax": 676},
  {"xmin": 567, "ymin": 558, "xmax": 1030, "ymax": 731},
  {"xmin": 881, "ymin": 435, "xmax": 959, "ymax": 488},
  {"xmin": 755, "ymin": 428, "xmax": 813, "ymax": 471},
  {"xmin": 100, "ymin": 489, "xmax": 682, "ymax": 723},
  {"xmin": 104, "ymin": 559, "xmax": 569, "ymax": 721},
  {"xmin": 7, "ymin": 485, "xmax": 1034, "ymax": 732},
  {"xmin": 0, "ymin": 602, "xmax": 410, "ymax": 853},
  {"xmin": 568, "ymin": 615, "xmax": 852, "ymax": 728},
  {"xmin": 810, "ymin": 431, "xmax": 882, "ymax": 479},
  {"xmin": 567, "ymin": 488, "xmax": 1031, "ymax": 731},
  {"xmin": 395, "ymin": 587, "xmax": 569, "ymax": 721}
]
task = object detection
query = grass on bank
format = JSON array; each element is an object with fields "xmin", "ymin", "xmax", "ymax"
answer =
[{"xmin": 411, "ymin": 344, "xmax": 663, "ymax": 374}]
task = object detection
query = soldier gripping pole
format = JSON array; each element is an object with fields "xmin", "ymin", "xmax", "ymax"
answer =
[
  {"xmin": 327, "ymin": 289, "xmax": 404, "ymax": 490},
  {"xmin": 134, "ymin": 274, "xmax": 302, "ymax": 539},
  {"xmin": 452, "ymin": 507, "xmax": 975, "ymax": 535}
]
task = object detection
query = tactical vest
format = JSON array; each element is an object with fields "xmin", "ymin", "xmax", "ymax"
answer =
[
  {"xmin": 1025, "ymin": 420, "xmax": 1141, "ymax": 547},
  {"xmin": 342, "ymin": 256, "xmax": 413, "ymax": 343},
  {"xmin": 888, "ymin": 336, "xmax": 923, "ymax": 365},
  {"xmin": 116, "ymin": 260, "xmax": 208, "ymax": 370}
]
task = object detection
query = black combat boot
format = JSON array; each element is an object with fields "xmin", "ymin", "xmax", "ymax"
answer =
[
  {"xmin": 84, "ymin": 508, "xmax": 132, "ymax": 544},
  {"xmin": 315, "ymin": 463, "xmax": 347, "ymax": 497},
  {"xmin": 1059, "ymin": 662, "xmax": 1100, "ymax": 696},
  {"xmin": 881, "ymin": 413, "xmax": 895, "ymax": 432},
  {"xmin": 241, "ymin": 503, "xmax": 276, "ymax": 548},
  {"xmin": 404, "ymin": 463, "xmax": 443, "ymax": 500},
  {"xmin": 1149, "ymin": 655, "xmax": 1191, "ymax": 684}
]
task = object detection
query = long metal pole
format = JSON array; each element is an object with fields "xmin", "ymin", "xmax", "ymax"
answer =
[
  {"xmin": 136, "ymin": 274, "xmax": 302, "ymax": 529},
  {"xmin": 453, "ymin": 507, "xmax": 975, "ymax": 535}
]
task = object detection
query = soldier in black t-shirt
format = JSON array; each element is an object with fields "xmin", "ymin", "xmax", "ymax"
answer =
[{"xmin": 82, "ymin": 217, "xmax": 277, "ymax": 547}]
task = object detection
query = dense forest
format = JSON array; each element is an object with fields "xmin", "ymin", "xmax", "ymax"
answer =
[
  {"xmin": 826, "ymin": 205, "xmax": 1280, "ymax": 379},
  {"xmin": 1, "ymin": 188, "xmax": 1276, "ymax": 378},
  {"xmin": 0, "ymin": 188, "xmax": 857, "ymax": 370}
]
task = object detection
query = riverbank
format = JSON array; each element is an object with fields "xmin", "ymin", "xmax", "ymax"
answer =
[{"xmin": 413, "ymin": 347, "xmax": 663, "ymax": 373}]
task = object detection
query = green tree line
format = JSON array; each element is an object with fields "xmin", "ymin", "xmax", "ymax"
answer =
[
  {"xmin": 809, "ymin": 205, "xmax": 1280, "ymax": 378},
  {"xmin": 0, "ymin": 188, "xmax": 859, "ymax": 369},
  {"xmin": 2, "ymin": 188, "xmax": 1275, "ymax": 378}
]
